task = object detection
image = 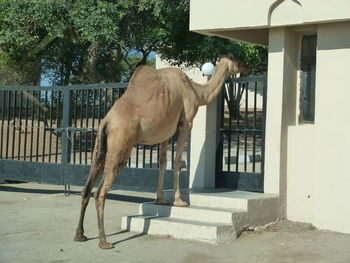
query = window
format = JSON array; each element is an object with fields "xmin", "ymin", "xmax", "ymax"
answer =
[{"xmin": 300, "ymin": 35, "xmax": 317, "ymax": 123}]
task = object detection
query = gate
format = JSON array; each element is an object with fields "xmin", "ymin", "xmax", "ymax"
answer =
[
  {"xmin": 216, "ymin": 76, "xmax": 267, "ymax": 192},
  {"xmin": 0, "ymin": 83, "xmax": 189, "ymax": 192}
]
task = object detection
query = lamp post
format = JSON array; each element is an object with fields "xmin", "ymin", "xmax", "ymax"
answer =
[{"xmin": 201, "ymin": 62, "xmax": 215, "ymax": 77}]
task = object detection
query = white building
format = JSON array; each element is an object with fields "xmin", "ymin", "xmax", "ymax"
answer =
[{"xmin": 189, "ymin": 0, "xmax": 350, "ymax": 234}]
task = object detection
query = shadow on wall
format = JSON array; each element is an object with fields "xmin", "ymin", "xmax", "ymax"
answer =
[
  {"xmin": 191, "ymin": 140, "xmax": 215, "ymax": 191},
  {"xmin": 317, "ymin": 23, "xmax": 350, "ymax": 51}
]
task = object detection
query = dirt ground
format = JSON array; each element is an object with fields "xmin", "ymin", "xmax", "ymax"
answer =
[{"xmin": 0, "ymin": 182, "xmax": 350, "ymax": 263}]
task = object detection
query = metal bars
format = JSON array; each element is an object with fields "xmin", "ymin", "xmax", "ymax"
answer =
[
  {"xmin": 0, "ymin": 89, "xmax": 63, "ymax": 163},
  {"xmin": 216, "ymin": 76, "xmax": 267, "ymax": 192},
  {"xmin": 0, "ymin": 83, "xmax": 187, "ymax": 171}
]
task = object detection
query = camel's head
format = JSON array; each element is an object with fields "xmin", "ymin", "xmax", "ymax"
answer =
[{"xmin": 221, "ymin": 54, "xmax": 249, "ymax": 75}]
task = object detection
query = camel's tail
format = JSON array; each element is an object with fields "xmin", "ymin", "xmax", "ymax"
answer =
[
  {"xmin": 81, "ymin": 121, "xmax": 108, "ymax": 198},
  {"xmin": 92, "ymin": 120, "xmax": 108, "ymax": 168}
]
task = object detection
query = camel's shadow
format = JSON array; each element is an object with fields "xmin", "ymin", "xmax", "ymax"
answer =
[{"xmin": 87, "ymin": 229, "xmax": 146, "ymax": 245}]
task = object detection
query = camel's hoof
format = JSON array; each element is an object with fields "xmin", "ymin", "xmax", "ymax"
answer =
[
  {"xmin": 74, "ymin": 234, "xmax": 88, "ymax": 242},
  {"xmin": 173, "ymin": 199, "xmax": 188, "ymax": 207},
  {"xmin": 155, "ymin": 199, "xmax": 171, "ymax": 205},
  {"xmin": 99, "ymin": 241, "xmax": 114, "ymax": 249}
]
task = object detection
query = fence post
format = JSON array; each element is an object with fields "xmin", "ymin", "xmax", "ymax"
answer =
[
  {"xmin": 215, "ymin": 89, "xmax": 224, "ymax": 186},
  {"xmin": 260, "ymin": 78, "xmax": 268, "ymax": 192},
  {"xmin": 61, "ymin": 87, "xmax": 72, "ymax": 169}
]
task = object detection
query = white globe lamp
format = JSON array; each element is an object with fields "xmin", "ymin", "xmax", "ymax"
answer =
[{"xmin": 201, "ymin": 62, "xmax": 215, "ymax": 76}]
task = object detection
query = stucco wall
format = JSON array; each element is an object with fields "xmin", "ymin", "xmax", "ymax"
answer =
[
  {"xmin": 190, "ymin": 0, "xmax": 350, "ymax": 45},
  {"xmin": 191, "ymin": 0, "xmax": 350, "ymax": 30},
  {"xmin": 263, "ymin": 22, "xmax": 350, "ymax": 233},
  {"xmin": 283, "ymin": 22, "xmax": 350, "ymax": 234}
]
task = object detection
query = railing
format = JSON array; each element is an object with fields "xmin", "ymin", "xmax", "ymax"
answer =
[
  {"xmin": 0, "ymin": 83, "xmax": 188, "ymax": 169},
  {"xmin": 0, "ymin": 83, "xmax": 189, "ymax": 191},
  {"xmin": 216, "ymin": 76, "xmax": 267, "ymax": 192}
]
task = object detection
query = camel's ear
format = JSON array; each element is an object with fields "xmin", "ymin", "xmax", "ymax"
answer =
[
  {"xmin": 238, "ymin": 61, "xmax": 249, "ymax": 74},
  {"xmin": 221, "ymin": 54, "xmax": 237, "ymax": 61},
  {"xmin": 228, "ymin": 54, "xmax": 235, "ymax": 60}
]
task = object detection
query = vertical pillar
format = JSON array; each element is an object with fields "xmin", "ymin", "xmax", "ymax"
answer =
[
  {"xmin": 264, "ymin": 28, "xmax": 286, "ymax": 195},
  {"xmin": 62, "ymin": 88, "xmax": 72, "ymax": 186},
  {"xmin": 264, "ymin": 28, "xmax": 298, "ymax": 218},
  {"xmin": 189, "ymin": 96, "xmax": 218, "ymax": 190}
]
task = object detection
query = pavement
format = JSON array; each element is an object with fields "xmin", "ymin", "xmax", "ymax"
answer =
[{"xmin": 1, "ymin": 182, "xmax": 350, "ymax": 263}]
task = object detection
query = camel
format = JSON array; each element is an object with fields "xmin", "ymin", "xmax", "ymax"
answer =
[{"xmin": 73, "ymin": 54, "xmax": 248, "ymax": 249}]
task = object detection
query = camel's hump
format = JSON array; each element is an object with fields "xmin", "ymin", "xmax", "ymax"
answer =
[{"xmin": 129, "ymin": 65, "xmax": 161, "ymax": 86}]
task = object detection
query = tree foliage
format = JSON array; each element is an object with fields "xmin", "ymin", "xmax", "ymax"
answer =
[
  {"xmin": 0, "ymin": 0, "xmax": 267, "ymax": 86},
  {"xmin": 154, "ymin": 1, "xmax": 267, "ymax": 74}
]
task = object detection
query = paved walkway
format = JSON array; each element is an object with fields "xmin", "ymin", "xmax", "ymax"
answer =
[{"xmin": 1, "ymin": 182, "xmax": 350, "ymax": 263}]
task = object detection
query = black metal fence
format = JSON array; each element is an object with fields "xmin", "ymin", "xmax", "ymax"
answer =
[
  {"xmin": 0, "ymin": 83, "xmax": 189, "ymax": 191},
  {"xmin": 216, "ymin": 76, "xmax": 267, "ymax": 192}
]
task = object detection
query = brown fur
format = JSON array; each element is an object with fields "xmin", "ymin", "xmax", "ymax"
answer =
[{"xmin": 73, "ymin": 55, "xmax": 247, "ymax": 249}]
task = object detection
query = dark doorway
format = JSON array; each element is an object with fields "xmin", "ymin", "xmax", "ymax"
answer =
[{"xmin": 216, "ymin": 76, "xmax": 267, "ymax": 192}]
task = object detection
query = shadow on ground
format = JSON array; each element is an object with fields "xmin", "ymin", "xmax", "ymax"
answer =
[
  {"xmin": 78, "ymin": 230, "xmax": 146, "ymax": 245},
  {"xmin": 0, "ymin": 184, "xmax": 154, "ymax": 203}
]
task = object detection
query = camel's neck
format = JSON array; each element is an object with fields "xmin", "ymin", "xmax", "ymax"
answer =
[{"xmin": 191, "ymin": 60, "xmax": 230, "ymax": 106}]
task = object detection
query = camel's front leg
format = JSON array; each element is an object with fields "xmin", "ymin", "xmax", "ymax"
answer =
[
  {"xmin": 155, "ymin": 140, "xmax": 170, "ymax": 205},
  {"xmin": 172, "ymin": 120, "xmax": 190, "ymax": 207}
]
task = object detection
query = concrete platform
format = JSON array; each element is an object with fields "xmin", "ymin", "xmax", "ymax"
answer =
[
  {"xmin": 139, "ymin": 202, "xmax": 245, "ymax": 224},
  {"xmin": 122, "ymin": 215, "xmax": 235, "ymax": 244},
  {"xmin": 121, "ymin": 189, "xmax": 279, "ymax": 244}
]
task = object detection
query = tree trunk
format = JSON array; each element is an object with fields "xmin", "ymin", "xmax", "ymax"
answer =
[{"xmin": 85, "ymin": 43, "xmax": 100, "ymax": 84}]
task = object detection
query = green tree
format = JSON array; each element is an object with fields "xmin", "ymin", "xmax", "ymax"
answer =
[
  {"xmin": 153, "ymin": 0, "xmax": 267, "ymax": 74},
  {"xmin": 0, "ymin": 0, "xmax": 267, "ymax": 86},
  {"xmin": 0, "ymin": 0, "xmax": 126, "ymax": 85},
  {"xmin": 0, "ymin": 0, "xmax": 68, "ymax": 84}
]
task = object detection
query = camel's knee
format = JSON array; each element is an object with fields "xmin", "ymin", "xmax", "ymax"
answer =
[
  {"xmin": 81, "ymin": 188, "xmax": 91, "ymax": 199},
  {"xmin": 94, "ymin": 194, "xmax": 105, "ymax": 210},
  {"xmin": 173, "ymin": 158, "xmax": 183, "ymax": 171},
  {"xmin": 95, "ymin": 194, "xmax": 106, "ymax": 204},
  {"xmin": 94, "ymin": 190, "xmax": 102, "ymax": 201},
  {"xmin": 81, "ymin": 179, "xmax": 95, "ymax": 199},
  {"xmin": 159, "ymin": 152, "xmax": 167, "ymax": 166},
  {"xmin": 94, "ymin": 184, "xmax": 110, "ymax": 202},
  {"xmin": 81, "ymin": 190, "xmax": 87, "ymax": 199}
]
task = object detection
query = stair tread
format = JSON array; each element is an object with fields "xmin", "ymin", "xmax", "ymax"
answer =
[
  {"xmin": 189, "ymin": 205, "xmax": 246, "ymax": 213},
  {"xmin": 164, "ymin": 189, "xmax": 278, "ymax": 200},
  {"xmin": 126, "ymin": 214, "xmax": 233, "ymax": 227},
  {"xmin": 143, "ymin": 202, "xmax": 246, "ymax": 213},
  {"xmin": 191, "ymin": 191, "xmax": 278, "ymax": 199}
]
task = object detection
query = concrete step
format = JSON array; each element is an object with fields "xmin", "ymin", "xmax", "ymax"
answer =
[
  {"xmin": 121, "ymin": 189, "xmax": 280, "ymax": 244},
  {"xmin": 121, "ymin": 215, "xmax": 236, "ymax": 244},
  {"xmin": 163, "ymin": 189, "xmax": 278, "ymax": 210},
  {"xmin": 139, "ymin": 202, "xmax": 247, "ymax": 224},
  {"xmin": 189, "ymin": 193, "xmax": 248, "ymax": 210}
]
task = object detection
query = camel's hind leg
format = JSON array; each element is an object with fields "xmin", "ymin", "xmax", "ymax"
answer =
[
  {"xmin": 74, "ymin": 120, "xmax": 108, "ymax": 242},
  {"xmin": 155, "ymin": 140, "xmax": 170, "ymax": 205},
  {"xmin": 74, "ymin": 163, "xmax": 104, "ymax": 242},
  {"xmin": 173, "ymin": 118, "xmax": 191, "ymax": 207},
  {"xmin": 94, "ymin": 133, "xmax": 134, "ymax": 249}
]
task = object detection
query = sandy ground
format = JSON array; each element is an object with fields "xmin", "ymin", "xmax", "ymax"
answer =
[{"xmin": 1, "ymin": 182, "xmax": 350, "ymax": 263}]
